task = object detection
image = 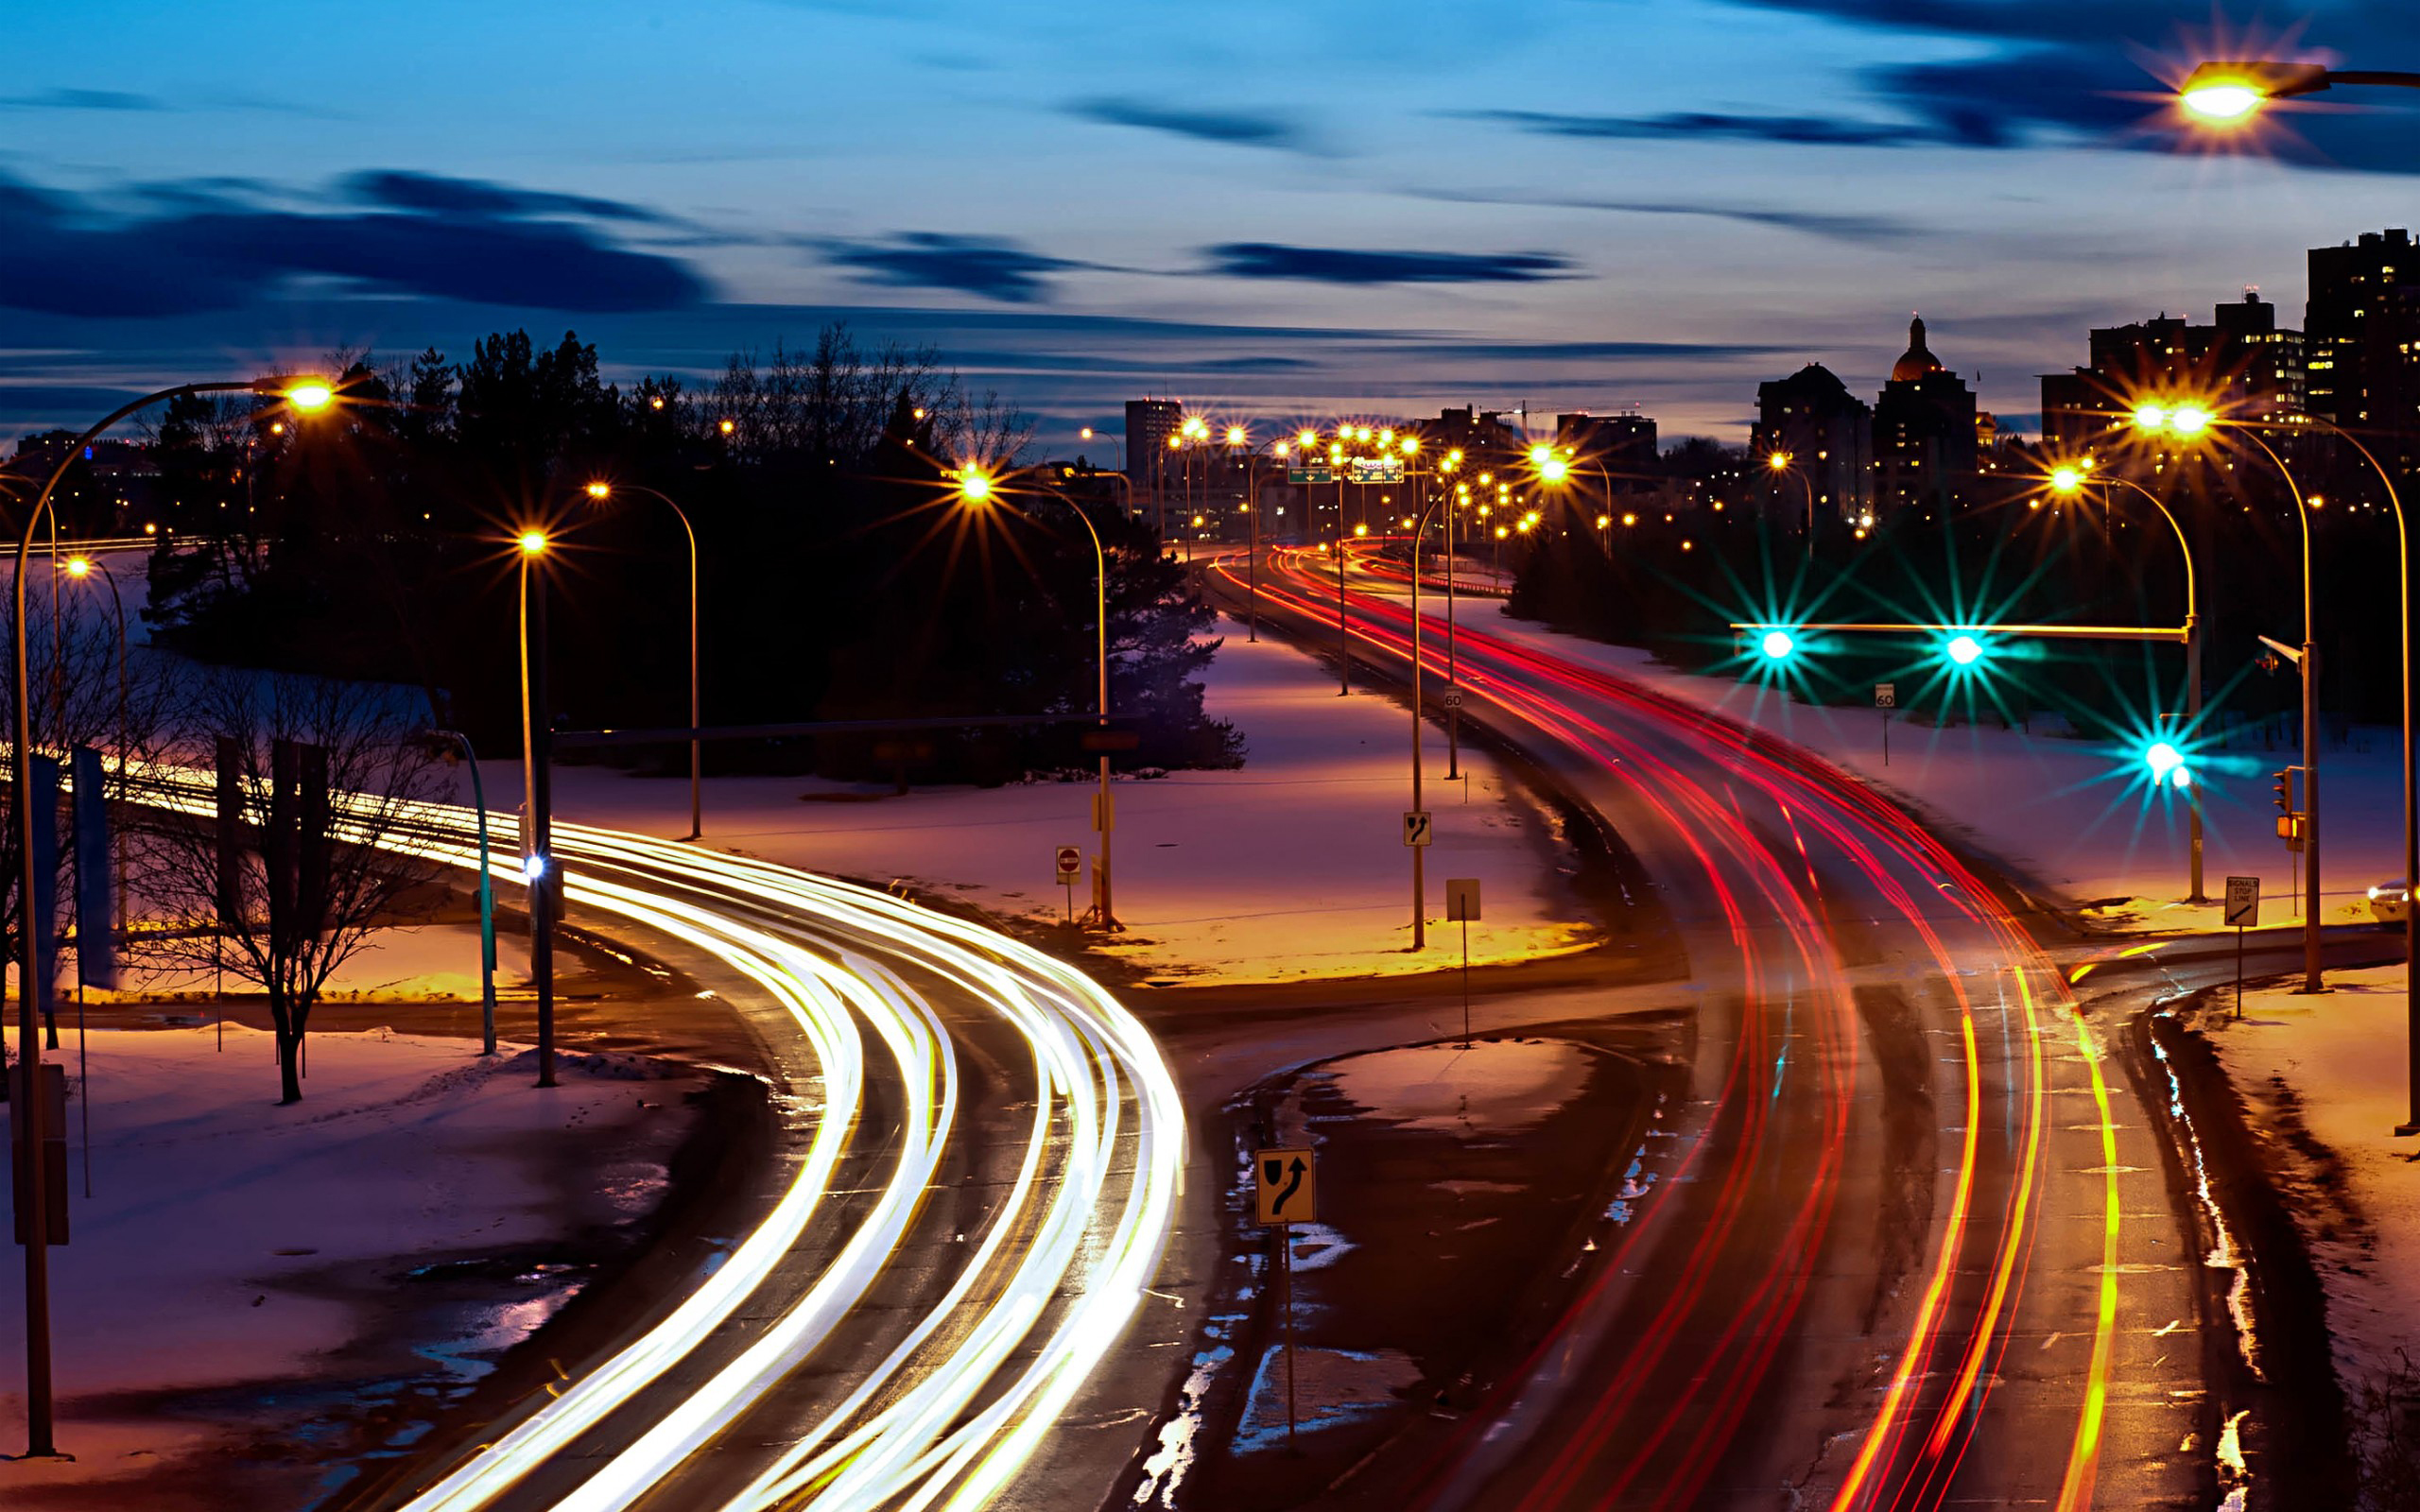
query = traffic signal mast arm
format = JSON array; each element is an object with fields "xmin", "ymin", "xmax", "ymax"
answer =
[{"xmin": 1730, "ymin": 620, "xmax": 2191, "ymax": 644}]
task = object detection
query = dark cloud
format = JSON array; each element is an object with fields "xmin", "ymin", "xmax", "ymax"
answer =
[
  {"xmin": 1471, "ymin": 108, "xmax": 1955, "ymax": 148},
  {"xmin": 1204, "ymin": 243, "xmax": 1573, "ymax": 285},
  {"xmin": 1409, "ymin": 187, "xmax": 1918, "ymax": 245},
  {"xmin": 1380, "ymin": 338, "xmax": 1790, "ymax": 362},
  {"xmin": 0, "ymin": 88, "xmax": 164, "ymax": 112},
  {"xmin": 0, "ymin": 171, "xmax": 707, "ymax": 318},
  {"xmin": 1066, "ymin": 97, "xmax": 1310, "ymax": 151},
  {"xmin": 822, "ymin": 232, "xmax": 1093, "ymax": 303},
  {"xmin": 345, "ymin": 170, "xmax": 664, "ymax": 224}
]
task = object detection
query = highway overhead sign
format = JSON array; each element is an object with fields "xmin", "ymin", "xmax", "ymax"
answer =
[
  {"xmin": 1055, "ymin": 846, "xmax": 1081, "ymax": 884},
  {"xmin": 1446, "ymin": 878, "xmax": 1480, "ymax": 921},
  {"xmin": 2224, "ymin": 875, "xmax": 2260, "ymax": 927},
  {"xmin": 1875, "ymin": 683, "xmax": 1896, "ymax": 709},
  {"xmin": 1403, "ymin": 810, "xmax": 1433, "ymax": 847},
  {"xmin": 1253, "ymin": 1147, "xmax": 1316, "ymax": 1225},
  {"xmin": 1288, "ymin": 467, "xmax": 1335, "ymax": 485}
]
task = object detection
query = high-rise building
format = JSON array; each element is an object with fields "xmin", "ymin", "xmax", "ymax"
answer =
[
  {"xmin": 1555, "ymin": 412, "xmax": 1657, "ymax": 487},
  {"xmin": 1124, "ymin": 398, "xmax": 1183, "ymax": 487},
  {"xmin": 1752, "ymin": 363, "xmax": 1871, "ymax": 521},
  {"xmin": 2040, "ymin": 293, "xmax": 2305, "ymax": 455},
  {"xmin": 2307, "ymin": 228, "xmax": 2420, "ymax": 486},
  {"xmin": 1872, "ymin": 317, "xmax": 1979, "ymax": 516}
]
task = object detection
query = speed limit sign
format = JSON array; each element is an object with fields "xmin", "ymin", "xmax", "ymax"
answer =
[
  {"xmin": 1875, "ymin": 683, "xmax": 1896, "ymax": 709},
  {"xmin": 1443, "ymin": 691, "xmax": 1464, "ymax": 709}
]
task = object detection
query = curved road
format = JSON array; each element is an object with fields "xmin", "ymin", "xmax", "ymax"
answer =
[
  {"xmin": 138, "ymin": 767, "xmax": 1186, "ymax": 1512},
  {"xmin": 1218, "ymin": 543, "xmax": 2206, "ymax": 1511}
]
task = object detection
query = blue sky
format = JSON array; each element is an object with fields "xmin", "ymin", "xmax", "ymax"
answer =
[{"xmin": 6, "ymin": 0, "xmax": 2418, "ymax": 446}]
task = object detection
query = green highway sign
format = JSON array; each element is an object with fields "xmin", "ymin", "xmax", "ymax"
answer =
[{"xmin": 1288, "ymin": 467, "xmax": 1335, "ymax": 485}]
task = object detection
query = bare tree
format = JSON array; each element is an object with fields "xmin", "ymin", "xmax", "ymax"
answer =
[{"xmin": 128, "ymin": 669, "xmax": 445, "ymax": 1104}]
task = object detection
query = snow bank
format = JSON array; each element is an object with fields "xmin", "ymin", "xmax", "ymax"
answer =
[{"xmin": 0, "ymin": 1024, "xmax": 698, "ymax": 1503}]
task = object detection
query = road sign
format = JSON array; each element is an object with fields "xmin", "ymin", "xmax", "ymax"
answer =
[
  {"xmin": 1442, "ymin": 691, "xmax": 1464, "ymax": 710},
  {"xmin": 1403, "ymin": 810, "xmax": 1433, "ymax": 847},
  {"xmin": 1875, "ymin": 683, "xmax": 1896, "ymax": 709},
  {"xmin": 1346, "ymin": 458, "xmax": 1404, "ymax": 485},
  {"xmin": 2224, "ymin": 875, "xmax": 2259, "ymax": 927},
  {"xmin": 1253, "ymin": 1146, "xmax": 1316, "ymax": 1225},
  {"xmin": 1080, "ymin": 729, "xmax": 1140, "ymax": 752},
  {"xmin": 1055, "ymin": 846, "xmax": 1081, "ymax": 884},
  {"xmin": 1288, "ymin": 467, "xmax": 1335, "ymax": 485}
]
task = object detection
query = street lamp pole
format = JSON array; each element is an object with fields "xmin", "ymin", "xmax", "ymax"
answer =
[
  {"xmin": 516, "ymin": 533, "xmax": 560, "ymax": 1088},
  {"xmin": 60, "ymin": 558, "xmax": 128, "ymax": 932},
  {"xmin": 585, "ymin": 482, "xmax": 701, "ymax": 841},
  {"xmin": 9, "ymin": 375, "xmax": 333, "ymax": 1460},
  {"xmin": 957, "ymin": 467, "xmax": 1119, "ymax": 930},
  {"xmin": 2076, "ymin": 471, "xmax": 2205, "ymax": 901},
  {"xmin": 2229, "ymin": 426, "xmax": 2325, "ymax": 992}
]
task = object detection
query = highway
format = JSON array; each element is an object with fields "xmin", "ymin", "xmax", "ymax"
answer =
[
  {"xmin": 1219, "ymin": 542, "xmax": 2209, "ymax": 1511},
  {"xmin": 133, "ymin": 765, "xmax": 1186, "ymax": 1512}
]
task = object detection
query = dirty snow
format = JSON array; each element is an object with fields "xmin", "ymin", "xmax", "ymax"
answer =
[{"xmin": 1322, "ymin": 1039, "xmax": 1594, "ymax": 1136}]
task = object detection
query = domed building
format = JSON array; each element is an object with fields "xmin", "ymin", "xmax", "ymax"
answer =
[{"xmin": 1873, "ymin": 316, "xmax": 1979, "ymax": 516}]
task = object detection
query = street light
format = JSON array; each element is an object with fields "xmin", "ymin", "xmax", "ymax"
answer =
[
  {"xmin": 7, "ymin": 373, "xmax": 334, "ymax": 1459},
  {"xmin": 584, "ymin": 480, "xmax": 704, "ymax": 841},
  {"xmin": 2048, "ymin": 460, "xmax": 2205, "ymax": 900},
  {"xmin": 2133, "ymin": 399, "xmax": 2324, "ymax": 988},
  {"xmin": 956, "ymin": 467, "xmax": 1120, "ymax": 930},
  {"xmin": 1945, "ymin": 633, "xmax": 1984, "ymax": 666},
  {"xmin": 514, "ymin": 527, "xmax": 561, "ymax": 1091},
  {"xmin": 2178, "ymin": 60, "xmax": 2417, "ymax": 122},
  {"xmin": 1761, "ymin": 629, "xmax": 1797, "ymax": 661}
]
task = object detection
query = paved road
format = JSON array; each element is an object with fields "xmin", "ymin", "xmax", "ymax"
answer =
[
  {"xmin": 1218, "ymin": 544, "xmax": 2213, "ymax": 1511},
  {"xmin": 135, "ymin": 768, "xmax": 1186, "ymax": 1512}
]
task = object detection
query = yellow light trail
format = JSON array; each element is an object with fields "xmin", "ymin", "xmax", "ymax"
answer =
[{"xmin": 121, "ymin": 761, "xmax": 1185, "ymax": 1512}]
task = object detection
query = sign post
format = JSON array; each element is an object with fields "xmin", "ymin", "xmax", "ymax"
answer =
[
  {"xmin": 1253, "ymin": 1145, "xmax": 1317, "ymax": 1446},
  {"xmin": 2224, "ymin": 875, "xmax": 2260, "ymax": 1019},
  {"xmin": 1054, "ymin": 845, "xmax": 1081, "ymax": 922},
  {"xmin": 1875, "ymin": 683, "xmax": 1896, "ymax": 765},
  {"xmin": 1447, "ymin": 879, "xmax": 1481, "ymax": 1045}
]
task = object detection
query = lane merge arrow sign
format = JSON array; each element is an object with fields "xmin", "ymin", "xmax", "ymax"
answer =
[
  {"xmin": 1253, "ymin": 1146, "xmax": 1316, "ymax": 1226},
  {"xmin": 1403, "ymin": 810, "xmax": 1433, "ymax": 848}
]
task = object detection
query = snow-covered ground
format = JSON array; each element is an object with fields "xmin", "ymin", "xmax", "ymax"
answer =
[
  {"xmin": 522, "ymin": 615, "xmax": 1595, "ymax": 985},
  {"xmin": 0, "ymin": 1025, "xmax": 696, "ymax": 1505},
  {"xmin": 1456, "ymin": 606, "xmax": 2405, "ymax": 933},
  {"xmin": 2193, "ymin": 967, "xmax": 2419, "ymax": 1398}
]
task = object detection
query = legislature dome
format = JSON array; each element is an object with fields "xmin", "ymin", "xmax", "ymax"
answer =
[{"xmin": 1891, "ymin": 315, "xmax": 1945, "ymax": 383}]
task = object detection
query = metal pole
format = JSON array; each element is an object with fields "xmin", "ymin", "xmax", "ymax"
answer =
[
  {"xmin": 1411, "ymin": 511, "xmax": 1426, "ymax": 951},
  {"xmin": 1041, "ymin": 483, "xmax": 1118, "ymax": 932},
  {"xmin": 2232, "ymin": 428, "xmax": 2325, "ymax": 991},
  {"xmin": 432, "ymin": 730, "xmax": 500, "ymax": 1057},
  {"xmin": 1246, "ymin": 453, "xmax": 1258, "ymax": 644},
  {"xmin": 519, "ymin": 553, "xmax": 558, "ymax": 1087},
  {"xmin": 1337, "ymin": 521, "xmax": 1350, "ymax": 696},
  {"xmin": 1445, "ymin": 487, "xmax": 1461, "ymax": 780},
  {"xmin": 9, "ymin": 377, "xmax": 284, "ymax": 1460},
  {"xmin": 2187, "ymin": 615, "xmax": 2205, "ymax": 902}
]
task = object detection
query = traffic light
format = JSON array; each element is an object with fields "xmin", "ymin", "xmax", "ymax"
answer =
[{"xmin": 2273, "ymin": 768, "xmax": 2294, "ymax": 815}]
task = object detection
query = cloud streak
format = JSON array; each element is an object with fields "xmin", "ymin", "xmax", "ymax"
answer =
[
  {"xmin": 1203, "ymin": 243, "xmax": 1574, "ymax": 285},
  {"xmin": 1066, "ymin": 96, "xmax": 1313, "ymax": 152},
  {"xmin": 1409, "ymin": 187, "xmax": 1920, "ymax": 245},
  {"xmin": 0, "ymin": 171, "xmax": 707, "ymax": 318},
  {"xmin": 1470, "ymin": 108, "xmax": 1961, "ymax": 148},
  {"xmin": 821, "ymin": 232, "xmax": 1096, "ymax": 303}
]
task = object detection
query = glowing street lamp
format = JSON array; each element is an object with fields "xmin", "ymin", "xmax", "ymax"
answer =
[
  {"xmin": 584, "ymin": 480, "xmax": 705, "ymax": 839},
  {"xmin": 1944, "ymin": 632, "xmax": 1984, "ymax": 667},
  {"xmin": 1760, "ymin": 629, "xmax": 1796, "ymax": 661},
  {"xmin": 2145, "ymin": 739, "xmax": 2189, "ymax": 789},
  {"xmin": 2176, "ymin": 60, "xmax": 2397, "ymax": 123}
]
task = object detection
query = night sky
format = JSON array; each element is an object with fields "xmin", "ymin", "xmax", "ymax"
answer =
[{"xmin": 8, "ymin": 1, "xmax": 2418, "ymax": 445}]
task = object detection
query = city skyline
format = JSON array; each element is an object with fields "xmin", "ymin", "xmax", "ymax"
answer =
[{"xmin": 7, "ymin": 2, "xmax": 2420, "ymax": 442}]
